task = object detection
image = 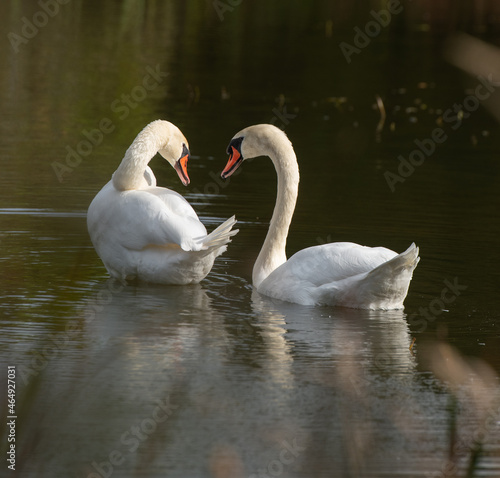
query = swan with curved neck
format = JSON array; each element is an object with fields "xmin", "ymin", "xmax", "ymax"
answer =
[
  {"xmin": 221, "ymin": 124, "xmax": 419, "ymax": 309},
  {"xmin": 87, "ymin": 120, "xmax": 238, "ymax": 284},
  {"xmin": 112, "ymin": 120, "xmax": 191, "ymax": 191}
]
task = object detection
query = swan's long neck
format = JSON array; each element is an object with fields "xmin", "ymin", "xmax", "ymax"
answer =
[
  {"xmin": 112, "ymin": 122, "xmax": 167, "ymax": 191},
  {"xmin": 253, "ymin": 140, "xmax": 299, "ymax": 288}
]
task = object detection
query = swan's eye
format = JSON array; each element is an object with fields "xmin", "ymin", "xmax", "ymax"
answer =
[
  {"xmin": 227, "ymin": 136, "xmax": 244, "ymax": 156},
  {"xmin": 180, "ymin": 143, "xmax": 190, "ymax": 159}
]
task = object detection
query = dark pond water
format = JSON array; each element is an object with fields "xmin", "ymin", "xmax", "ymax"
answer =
[{"xmin": 1, "ymin": 1, "xmax": 500, "ymax": 477}]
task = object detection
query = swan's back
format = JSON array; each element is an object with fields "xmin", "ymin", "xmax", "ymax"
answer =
[
  {"xmin": 259, "ymin": 242, "xmax": 394, "ymax": 289},
  {"xmin": 283, "ymin": 242, "xmax": 397, "ymax": 285}
]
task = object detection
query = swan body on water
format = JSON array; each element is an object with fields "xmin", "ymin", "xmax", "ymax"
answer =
[
  {"xmin": 87, "ymin": 120, "xmax": 238, "ymax": 284},
  {"xmin": 221, "ymin": 124, "xmax": 418, "ymax": 309}
]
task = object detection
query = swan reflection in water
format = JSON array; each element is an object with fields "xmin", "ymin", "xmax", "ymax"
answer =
[
  {"xmin": 18, "ymin": 278, "xmax": 498, "ymax": 477},
  {"xmin": 248, "ymin": 291, "xmax": 500, "ymax": 476},
  {"xmin": 249, "ymin": 290, "xmax": 427, "ymax": 475}
]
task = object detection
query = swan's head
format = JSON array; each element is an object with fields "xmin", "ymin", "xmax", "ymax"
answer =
[
  {"xmin": 221, "ymin": 124, "xmax": 290, "ymax": 179},
  {"xmin": 159, "ymin": 142, "xmax": 190, "ymax": 186},
  {"xmin": 113, "ymin": 120, "xmax": 191, "ymax": 191},
  {"xmin": 155, "ymin": 122, "xmax": 191, "ymax": 186}
]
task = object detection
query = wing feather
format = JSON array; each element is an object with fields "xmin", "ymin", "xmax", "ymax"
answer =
[{"xmin": 88, "ymin": 182, "xmax": 207, "ymax": 253}]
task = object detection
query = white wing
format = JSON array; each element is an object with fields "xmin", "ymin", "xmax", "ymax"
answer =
[
  {"xmin": 88, "ymin": 181, "xmax": 207, "ymax": 253},
  {"xmin": 281, "ymin": 242, "xmax": 397, "ymax": 285}
]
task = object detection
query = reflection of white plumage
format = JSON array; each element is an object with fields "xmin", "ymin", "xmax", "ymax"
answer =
[
  {"xmin": 87, "ymin": 120, "xmax": 238, "ymax": 284},
  {"xmin": 222, "ymin": 124, "xmax": 418, "ymax": 309}
]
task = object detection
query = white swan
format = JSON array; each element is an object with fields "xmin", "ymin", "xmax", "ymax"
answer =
[
  {"xmin": 87, "ymin": 120, "xmax": 238, "ymax": 284},
  {"xmin": 221, "ymin": 124, "xmax": 419, "ymax": 309}
]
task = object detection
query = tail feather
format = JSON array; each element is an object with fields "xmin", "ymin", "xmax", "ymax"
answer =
[
  {"xmin": 197, "ymin": 215, "xmax": 239, "ymax": 252},
  {"xmin": 356, "ymin": 242, "xmax": 420, "ymax": 308},
  {"xmin": 316, "ymin": 243, "xmax": 419, "ymax": 309},
  {"xmin": 366, "ymin": 243, "xmax": 420, "ymax": 282}
]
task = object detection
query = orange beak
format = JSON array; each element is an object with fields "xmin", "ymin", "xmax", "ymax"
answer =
[
  {"xmin": 174, "ymin": 145, "xmax": 190, "ymax": 186},
  {"xmin": 221, "ymin": 146, "xmax": 243, "ymax": 179}
]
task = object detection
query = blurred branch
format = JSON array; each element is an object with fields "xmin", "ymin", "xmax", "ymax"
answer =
[{"xmin": 444, "ymin": 33, "xmax": 500, "ymax": 122}]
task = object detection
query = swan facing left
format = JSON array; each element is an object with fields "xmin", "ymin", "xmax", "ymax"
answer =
[
  {"xmin": 87, "ymin": 120, "xmax": 238, "ymax": 284},
  {"xmin": 221, "ymin": 124, "xmax": 419, "ymax": 310}
]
